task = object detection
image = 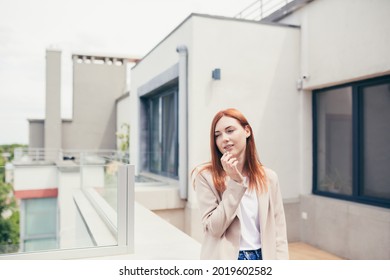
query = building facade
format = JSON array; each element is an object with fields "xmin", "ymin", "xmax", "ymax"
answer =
[
  {"xmin": 12, "ymin": 50, "xmax": 138, "ymax": 253},
  {"xmin": 28, "ymin": 50, "xmax": 136, "ymax": 154},
  {"xmin": 129, "ymin": 0, "xmax": 390, "ymax": 259}
]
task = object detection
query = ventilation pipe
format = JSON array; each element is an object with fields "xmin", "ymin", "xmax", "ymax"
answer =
[{"xmin": 176, "ymin": 45, "xmax": 188, "ymax": 199}]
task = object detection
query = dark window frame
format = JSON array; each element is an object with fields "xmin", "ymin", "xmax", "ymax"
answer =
[
  {"xmin": 141, "ymin": 84, "xmax": 179, "ymax": 179},
  {"xmin": 313, "ymin": 75, "xmax": 390, "ymax": 208}
]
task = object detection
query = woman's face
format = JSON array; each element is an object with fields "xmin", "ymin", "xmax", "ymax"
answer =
[{"xmin": 214, "ymin": 116, "xmax": 251, "ymax": 160}]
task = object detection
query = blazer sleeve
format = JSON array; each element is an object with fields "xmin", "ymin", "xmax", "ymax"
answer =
[
  {"xmin": 270, "ymin": 171, "xmax": 289, "ymax": 259},
  {"xmin": 194, "ymin": 171, "xmax": 247, "ymax": 238}
]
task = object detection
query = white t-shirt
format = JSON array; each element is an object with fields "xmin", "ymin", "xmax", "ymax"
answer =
[{"xmin": 239, "ymin": 185, "xmax": 261, "ymax": 250}]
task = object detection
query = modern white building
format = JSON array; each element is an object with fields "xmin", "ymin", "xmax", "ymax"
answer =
[
  {"xmin": 129, "ymin": 0, "xmax": 390, "ymax": 259},
  {"xmin": 10, "ymin": 50, "xmax": 139, "ymax": 253},
  {"xmin": 28, "ymin": 49, "xmax": 138, "ymax": 155}
]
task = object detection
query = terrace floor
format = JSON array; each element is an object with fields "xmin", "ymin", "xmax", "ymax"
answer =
[{"xmin": 289, "ymin": 242, "xmax": 344, "ymax": 260}]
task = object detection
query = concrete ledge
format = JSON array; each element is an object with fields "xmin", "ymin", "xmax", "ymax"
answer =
[
  {"xmin": 134, "ymin": 172, "xmax": 185, "ymax": 210},
  {"xmin": 90, "ymin": 202, "xmax": 201, "ymax": 260},
  {"xmin": 135, "ymin": 185, "xmax": 186, "ymax": 210}
]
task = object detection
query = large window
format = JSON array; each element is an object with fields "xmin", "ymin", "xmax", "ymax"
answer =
[
  {"xmin": 142, "ymin": 87, "xmax": 178, "ymax": 179},
  {"xmin": 313, "ymin": 75, "xmax": 390, "ymax": 208},
  {"xmin": 21, "ymin": 197, "xmax": 58, "ymax": 252}
]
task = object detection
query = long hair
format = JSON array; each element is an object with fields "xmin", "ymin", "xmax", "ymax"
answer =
[{"xmin": 194, "ymin": 108, "xmax": 267, "ymax": 193}]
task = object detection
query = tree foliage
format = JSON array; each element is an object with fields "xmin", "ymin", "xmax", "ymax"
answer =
[
  {"xmin": 0, "ymin": 180, "xmax": 20, "ymax": 253},
  {"xmin": 0, "ymin": 144, "xmax": 22, "ymax": 253},
  {"xmin": 116, "ymin": 123, "xmax": 130, "ymax": 152}
]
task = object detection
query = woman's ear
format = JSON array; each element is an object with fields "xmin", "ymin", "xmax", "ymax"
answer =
[{"xmin": 245, "ymin": 125, "xmax": 251, "ymax": 138}]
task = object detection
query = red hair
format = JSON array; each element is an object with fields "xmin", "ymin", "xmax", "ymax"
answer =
[{"xmin": 194, "ymin": 108, "xmax": 267, "ymax": 193}]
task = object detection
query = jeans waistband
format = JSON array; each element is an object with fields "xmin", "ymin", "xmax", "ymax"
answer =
[{"xmin": 238, "ymin": 248, "xmax": 262, "ymax": 260}]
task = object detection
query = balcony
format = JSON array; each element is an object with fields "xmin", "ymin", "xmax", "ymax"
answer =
[
  {"xmin": 1, "ymin": 148, "xmax": 346, "ymax": 260},
  {"xmin": 0, "ymin": 149, "xmax": 200, "ymax": 260},
  {"xmin": 235, "ymin": 0, "xmax": 313, "ymax": 22}
]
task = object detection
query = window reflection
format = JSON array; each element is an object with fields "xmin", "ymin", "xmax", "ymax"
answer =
[{"xmin": 316, "ymin": 87, "xmax": 353, "ymax": 195}]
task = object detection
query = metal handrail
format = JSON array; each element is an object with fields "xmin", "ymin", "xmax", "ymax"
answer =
[
  {"xmin": 13, "ymin": 148, "xmax": 129, "ymax": 164},
  {"xmin": 235, "ymin": 0, "xmax": 293, "ymax": 21}
]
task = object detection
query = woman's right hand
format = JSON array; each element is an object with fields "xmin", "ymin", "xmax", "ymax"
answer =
[{"xmin": 221, "ymin": 152, "xmax": 244, "ymax": 184}]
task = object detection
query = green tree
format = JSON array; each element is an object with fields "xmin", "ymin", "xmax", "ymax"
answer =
[
  {"xmin": 116, "ymin": 123, "xmax": 130, "ymax": 152},
  {"xmin": 0, "ymin": 180, "xmax": 20, "ymax": 253},
  {"xmin": 0, "ymin": 144, "xmax": 22, "ymax": 253}
]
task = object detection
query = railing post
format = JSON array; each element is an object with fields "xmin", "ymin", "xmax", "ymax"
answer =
[
  {"xmin": 117, "ymin": 165, "xmax": 134, "ymax": 253},
  {"xmin": 126, "ymin": 165, "xmax": 135, "ymax": 253}
]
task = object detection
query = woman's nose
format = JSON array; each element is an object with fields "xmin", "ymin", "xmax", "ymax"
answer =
[{"xmin": 222, "ymin": 133, "xmax": 229, "ymax": 141}]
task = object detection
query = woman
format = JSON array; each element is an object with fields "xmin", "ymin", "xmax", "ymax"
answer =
[{"xmin": 192, "ymin": 108, "xmax": 289, "ymax": 260}]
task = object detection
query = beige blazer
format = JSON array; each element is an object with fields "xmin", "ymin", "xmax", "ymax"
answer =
[{"xmin": 194, "ymin": 167, "xmax": 289, "ymax": 260}]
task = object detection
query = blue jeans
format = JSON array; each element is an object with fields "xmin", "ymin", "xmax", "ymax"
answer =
[{"xmin": 238, "ymin": 248, "xmax": 262, "ymax": 260}]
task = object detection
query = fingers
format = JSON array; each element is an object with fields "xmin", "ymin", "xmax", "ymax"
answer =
[
  {"xmin": 221, "ymin": 152, "xmax": 244, "ymax": 183},
  {"xmin": 220, "ymin": 152, "xmax": 239, "ymax": 172}
]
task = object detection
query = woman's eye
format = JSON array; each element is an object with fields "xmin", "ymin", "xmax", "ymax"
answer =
[{"xmin": 227, "ymin": 129, "xmax": 234, "ymax": 133}]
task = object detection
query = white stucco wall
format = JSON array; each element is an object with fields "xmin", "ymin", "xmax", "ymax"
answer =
[
  {"xmin": 62, "ymin": 58, "xmax": 127, "ymax": 150},
  {"xmin": 299, "ymin": 0, "xmax": 390, "ymax": 89},
  {"xmin": 131, "ymin": 15, "xmax": 302, "ymax": 203},
  {"xmin": 279, "ymin": 0, "xmax": 390, "ymax": 195},
  {"xmin": 188, "ymin": 17, "xmax": 301, "ymax": 201},
  {"xmin": 13, "ymin": 165, "xmax": 58, "ymax": 190},
  {"xmin": 28, "ymin": 120, "xmax": 45, "ymax": 149}
]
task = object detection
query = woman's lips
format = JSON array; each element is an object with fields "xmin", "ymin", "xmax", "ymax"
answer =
[{"xmin": 223, "ymin": 144, "xmax": 233, "ymax": 151}]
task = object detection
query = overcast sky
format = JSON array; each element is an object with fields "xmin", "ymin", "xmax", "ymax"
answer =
[{"xmin": 0, "ymin": 0, "xmax": 255, "ymax": 145}]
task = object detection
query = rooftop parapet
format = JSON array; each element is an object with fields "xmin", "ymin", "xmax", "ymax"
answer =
[{"xmin": 72, "ymin": 54, "xmax": 140, "ymax": 65}]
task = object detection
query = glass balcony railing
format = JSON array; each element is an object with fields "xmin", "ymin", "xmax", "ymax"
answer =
[{"xmin": 0, "ymin": 161, "xmax": 134, "ymax": 259}]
